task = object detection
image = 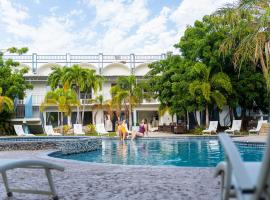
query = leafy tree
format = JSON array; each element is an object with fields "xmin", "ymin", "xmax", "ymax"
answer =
[
  {"xmin": 111, "ymin": 75, "xmax": 149, "ymax": 129},
  {"xmin": 81, "ymin": 70, "xmax": 103, "ymax": 123},
  {"xmin": 0, "ymin": 47, "xmax": 32, "ymax": 135},
  {"xmin": 216, "ymin": 0, "xmax": 270, "ymax": 118},
  {"xmin": 91, "ymin": 95, "xmax": 112, "ymax": 124},
  {"xmin": 47, "ymin": 66, "xmax": 65, "ymax": 89},
  {"xmin": 0, "ymin": 87, "xmax": 13, "ymax": 113},
  {"xmin": 189, "ymin": 63, "xmax": 232, "ymax": 126},
  {"xmin": 48, "ymin": 65, "xmax": 103, "ymax": 124},
  {"xmin": 62, "ymin": 65, "xmax": 88, "ymax": 123},
  {"xmin": 41, "ymin": 83, "xmax": 79, "ymax": 134}
]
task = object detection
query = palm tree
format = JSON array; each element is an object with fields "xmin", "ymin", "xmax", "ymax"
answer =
[
  {"xmin": 216, "ymin": 0, "xmax": 270, "ymax": 118},
  {"xmin": 47, "ymin": 66, "xmax": 65, "ymax": 89},
  {"xmin": 40, "ymin": 83, "xmax": 79, "ymax": 134},
  {"xmin": 189, "ymin": 63, "xmax": 232, "ymax": 127},
  {"xmin": 110, "ymin": 75, "xmax": 148, "ymax": 129},
  {"xmin": 0, "ymin": 87, "xmax": 13, "ymax": 113},
  {"xmin": 62, "ymin": 65, "xmax": 88, "ymax": 123},
  {"xmin": 81, "ymin": 70, "xmax": 103, "ymax": 123},
  {"xmin": 91, "ymin": 95, "xmax": 112, "ymax": 124}
]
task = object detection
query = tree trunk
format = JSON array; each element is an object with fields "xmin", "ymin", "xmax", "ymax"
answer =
[
  {"xmin": 186, "ymin": 111, "xmax": 189, "ymax": 130},
  {"xmin": 129, "ymin": 103, "xmax": 132, "ymax": 130},
  {"xmin": 61, "ymin": 112, "xmax": 64, "ymax": 135},
  {"xmin": 268, "ymin": 104, "xmax": 270, "ymax": 123},
  {"xmin": 94, "ymin": 110, "xmax": 98, "ymax": 124},
  {"xmin": 205, "ymin": 105, "xmax": 209, "ymax": 128},
  {"xmin": 81, "ymin": 91, "xmax": 87, "ymax": 125},
  {"xmin": 76, "ymin": 87, "xmax": 81, "ymax": 124}
]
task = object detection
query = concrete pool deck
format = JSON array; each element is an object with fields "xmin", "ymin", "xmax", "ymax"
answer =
[{"xmin": 0, "ymin": 150, "xmax": 220, "ymax": 200}]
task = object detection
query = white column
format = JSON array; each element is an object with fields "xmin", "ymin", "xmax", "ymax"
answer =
[
  {"xmin": 133, "ymin": 110, "xmax": 137, "ymax": 126},
  {"xmin": 68, "ymin": 116, "xmax": 71, "ymax": 126}
]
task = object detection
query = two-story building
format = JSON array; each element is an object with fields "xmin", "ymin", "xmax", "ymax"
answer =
[{"xmin": 4, "ymin": 53, "xmax": 176, "ymax": 133}]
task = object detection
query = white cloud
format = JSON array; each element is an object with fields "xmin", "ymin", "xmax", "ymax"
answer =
[
  {"xmin": 0, "ymin": 0, "xmax": 236, "ymax": 54},
  {"xmin": 0, "ymin": 0, "xmax": 29, "ymax": 24},
  {"xmin": 170, "ymin": 0, "xmax": 235, "ymax": 32}
]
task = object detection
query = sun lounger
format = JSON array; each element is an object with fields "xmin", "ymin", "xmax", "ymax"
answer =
[
  {"xmin": 202, "ymin": 121, "xmax": 218, "ymax": 134},
  {"xmin": 13, "ymin": 125, "xmax": 35, "ymax": 136},
  {"xmin": 215, "ymin": 132, "xmax": 270, "ymax": 199},
  {"xmin": 95, "ymin": 123, "xmax": 109, "ymax": 135},
  {"xmin": 73, "ymin": 124, "xmax": 85, "ymax": 135},
  {"xmin": 0, "ymin": 159, "xmax": 64, "ymax": 200},
  {"xmin": 249, "ymin": 120, "xmax": 267, "ymax": 135},
  {"xmin": 225, "ymin": 120, "xmax": 242, "ymax": 135},
  {"xmin": 44, "ymin": 125, "xmax": 61, "ymax": 136}
]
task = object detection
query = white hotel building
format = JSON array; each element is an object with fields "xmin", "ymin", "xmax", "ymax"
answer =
[{"xmin": 4, "ymin": 53, "xmax": 176, "ymax": 133}]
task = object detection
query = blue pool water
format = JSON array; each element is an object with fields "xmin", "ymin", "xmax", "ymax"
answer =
[{"xmin": 50, "ymin": 138, "xmax": 265, "ymax": 167}]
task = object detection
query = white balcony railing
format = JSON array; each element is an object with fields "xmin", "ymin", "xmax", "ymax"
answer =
[
  {"xmin": 142, "ymin": 99, "xmax": 159, "ymax": 104},
  {"xmin": 32, "ymin": 94, "xmax": 45, "ymax": 105}
]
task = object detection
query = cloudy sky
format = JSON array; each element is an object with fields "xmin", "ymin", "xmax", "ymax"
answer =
[{"xmin": 0, "ymin": 0, "xmax": 234, "ymax": 54}]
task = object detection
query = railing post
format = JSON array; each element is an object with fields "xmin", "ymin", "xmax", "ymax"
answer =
[
  {"xmin": 32, "ymin": 53, "xmax": 37, "ymax": 74},
  {"xmin": 161, "ymin": 53, "xmax": 166, "ymax": 60},
  {"xmin": 98, "ymin": 53, "xmax": 103, "ymax": 74},
  {"xmin": 66, "ymin": 53, "xmax": 71, "ymax": 67}
]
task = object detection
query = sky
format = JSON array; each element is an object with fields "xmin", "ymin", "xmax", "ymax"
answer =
[{"xmin": 0, "ymin": 0, "xmax": 234, "ymax": 54}]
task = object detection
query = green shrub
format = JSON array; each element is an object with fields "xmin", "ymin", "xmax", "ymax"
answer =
[{"xmin": 86, "ymin": 123, "xmax": 97, "ymax": 134}]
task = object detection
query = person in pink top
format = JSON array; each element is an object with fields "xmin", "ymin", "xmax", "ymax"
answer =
[{"xmin": 131, "ymin": 119, "xmax": 148, "ymax": 140}]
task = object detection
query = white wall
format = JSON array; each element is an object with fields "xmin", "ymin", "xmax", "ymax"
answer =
[
  {"xmin": 159, "ymin": 111, "xmax": 176, "ymax": 125},
  {"xmin": 102, "ymin": 63, "xmax": 130, "ymax": 76},
  {"xmin": 101, "ymin": 82, "xmax": 112, "ymax": 101},
  {"xmin": 134, "ymin": 64, "xmax": 150, "ymax": 76}
]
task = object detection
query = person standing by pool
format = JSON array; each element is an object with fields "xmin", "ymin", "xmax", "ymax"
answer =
[
  {"xmin": 131, "ymin": 119, "xmax": 148, "ymax": 140},
  {"xmin": 117, "ymin": 121, "xmax": 128, "ymax": 141}
]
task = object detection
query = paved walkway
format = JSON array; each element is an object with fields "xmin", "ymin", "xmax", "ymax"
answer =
[{"xmin": 0, "ymin": 150, "xmax": 220, "ymax": 200}]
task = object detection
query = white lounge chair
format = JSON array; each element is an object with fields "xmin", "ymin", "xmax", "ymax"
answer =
[
  {"xmin": 73, "ymin": 124, "xmax": 85, "ymax": 135},
  {"xmin": 249, "ymin": 120, "xmax": 267, "ymax": 135},
  {"xmin": 225, "ymin": 120, "xmax": 242, "ymax": 135},
  {"xmin": 202, "ymin": 121, "xmax": 218, "ymax": 134},
  {"xmin": 95, "ymin": 123, "xmax": 109, "ymax": 135},
  {"xmin": 215, "ymin": 132, "xmax": 270, "ymax": 200},
  {"xmin": 13, "ymin": 125, "xmax": 35, "ymax": 136},
  {"xmin": 44, "ymin": 125, "xmax": 61, "ymax": 136},
  {"xmin": 0, "ymin": 159, "xmax": 64, "ymax": 200}
]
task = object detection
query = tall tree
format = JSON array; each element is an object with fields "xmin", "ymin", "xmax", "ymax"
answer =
[
  {"xmin": 62, "ymin": 65, "xmax": 88, "ymax": 123},
  {"xmin": 216, "ymin": 0, "xmax": 270, "ymax": 118},
  {"xmin": 111, "ymin": 75, "xmax": 148, "ymax": 129},
  {"xmin": 189, "ymin": 63, "xmax": 232, "ymax": 126},
  {"xmin": 91, "ymin": 95, "xmax": 112, "ymax": 124},
  {"xmin": 47, "ymin": 66, "xmax": 65, "ymax": 89},
  {"xmin": 0, "ymin": 87, "xmax": 13, "ymax": 113},
  {"xmin": 0, "ymin": 47, "xmax": 32, "ymax": 135},
  {"xmin": 41, "ymin": 84, "xmax": 79, "ymax": 134},
  {"xmin": 81, "ymin": 70, "xmax": 103, "ymax": 123}
]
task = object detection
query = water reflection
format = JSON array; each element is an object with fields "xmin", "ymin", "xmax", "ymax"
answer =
[{"xmin": 51, "ymin": 139, "xmax": 265, "ymax": 167}]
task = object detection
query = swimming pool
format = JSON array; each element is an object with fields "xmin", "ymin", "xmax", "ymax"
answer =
[{"xmin": 50, "ymin": 138, "xmax": 265, "ymax": 167}]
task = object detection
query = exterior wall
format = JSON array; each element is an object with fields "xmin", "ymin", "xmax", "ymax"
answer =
[
  {"xmin": 101, "ymin": 82, "xmax": 112, "ymax": 101},
  {"xmin": 6, "ymin": 53, "xmax": 167, "ymax": 127}
]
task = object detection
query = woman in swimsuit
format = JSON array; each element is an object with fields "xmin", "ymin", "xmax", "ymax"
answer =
[
  {"xmin": 131, "ymin": 119, "xmax": 148, "ymax": 140},
  {"xmin": 117, "ymin": 121, "xmax": 128, "ymax": 141}
]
